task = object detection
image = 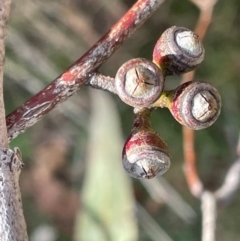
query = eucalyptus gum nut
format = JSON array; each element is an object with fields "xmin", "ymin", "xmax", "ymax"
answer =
[
  {"xmin": 122, "ymin": 130, "xmax": 170, "ymax": 179},
  {"xmin": 170, "ymin": 81, "xmax": 221, "ymax": 130},
  {"xmin": 152, "ymin": 26, "xmax": 205, "ymax": 76},
  {"xmin": 115, "ymin": 58, "xmax": 165, "ymax": 107}
]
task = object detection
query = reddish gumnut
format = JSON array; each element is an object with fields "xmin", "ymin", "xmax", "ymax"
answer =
[
  {"xmin": 167, "ymin": 81, "xmax": 221, "ymax": 130},
  {"xmin": 152, "ymin": 26, "xmax": 204, "ymax": 76},
  {"xmin": 115, "ymin": 58, "xmax": 165, "ymax": 108},
  {"xmin": 122, "ymin": 108, "xmax": 170, "ymax": 179}
]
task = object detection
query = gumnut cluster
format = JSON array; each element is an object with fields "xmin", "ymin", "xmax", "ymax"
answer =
[{"xmin": 114, "ymin": 26, "xmax": 221, "ymax": 179}]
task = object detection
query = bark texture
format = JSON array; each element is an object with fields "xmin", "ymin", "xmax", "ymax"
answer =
[
  {"xmin": 0, "ymin": 1, "xmax": 28, "ymax": 240},
  {"xmin": 0, "ymin": 0, "xmax": 11, "ymax": 148},
  {"xmin": 0, "ymin": 148, "xmax": 28, "ymax": 241}
]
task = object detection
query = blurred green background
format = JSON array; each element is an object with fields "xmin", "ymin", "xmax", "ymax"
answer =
[{"xmin": 4, "ymin": 0, "xmax": 240, "ymax": 240}]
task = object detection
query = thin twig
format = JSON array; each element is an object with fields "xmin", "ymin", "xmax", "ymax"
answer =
[
  {"xmin": 183, "ymin": 127, "xmax": 203, "ymax": 198},
  {"xmin": 201, "ymin": 191, "xmax": 217, "ymax": 241},
  {"xmin": 214, "ymin": 132, "xmax": 240, "ymax": 203},
  {"xmin": 182, "ymin": 0, "xmax": 217, "ymax": 198},
  {"xmin": 6, "ymin": 0, "xmax": 165, "ymax": 142},
  {"xmin": 86, "ymin": 73, "xmax": 117, "ymax": 94},
  {"xmin": 214, "ymin": 159, "xmax": 240, "ymax": 203}
]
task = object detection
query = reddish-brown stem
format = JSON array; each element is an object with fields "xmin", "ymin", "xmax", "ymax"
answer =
[
  {"xmin": 6, "ymin": 0, "xmax": 164, "ymax": 141},
  {"xmin": 182, "ymin": 3, "xmax": 215, "ymax": 198},
  {"xmin": 183, "ymin": 127, "xmax": 203, "ymax": 197}
]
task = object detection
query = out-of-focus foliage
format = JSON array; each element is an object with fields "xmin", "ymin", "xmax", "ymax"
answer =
[
  {"xmin": 4, "ymin": 0, "xmax": 240, "ymax": 240},
  {"xmin": 74, "ymin": 90, "xmax": 137, "ymax": 241}
]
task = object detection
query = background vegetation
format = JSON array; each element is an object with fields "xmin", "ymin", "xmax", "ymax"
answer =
[{"xmin": 4, "ymin": 0, "xmax": 240, "ymax": 240}]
